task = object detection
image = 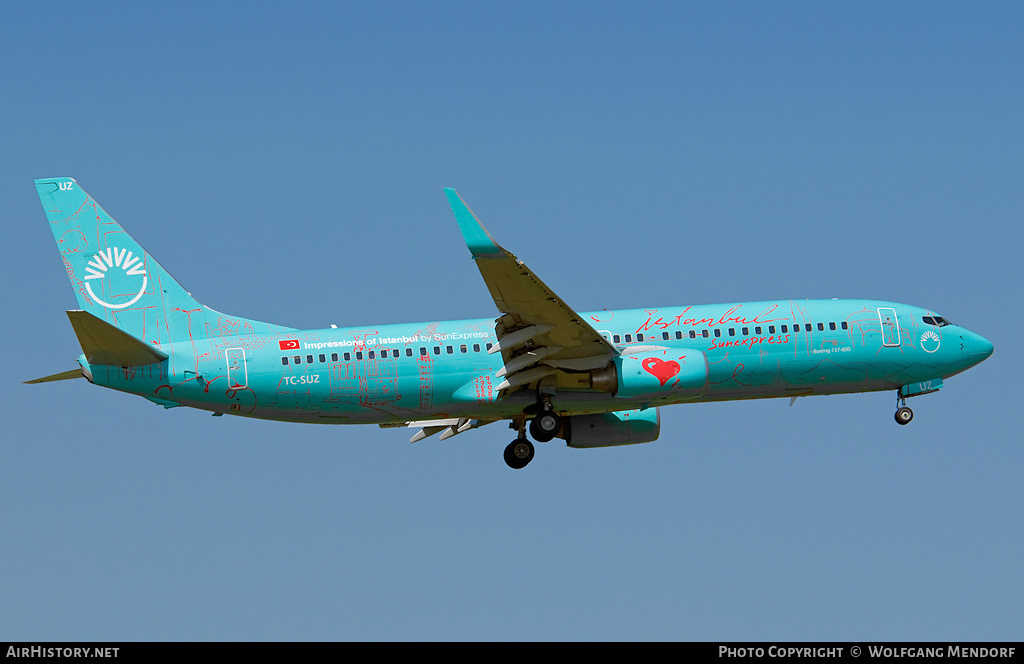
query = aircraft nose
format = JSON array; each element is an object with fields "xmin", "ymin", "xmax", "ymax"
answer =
[{"xmin": 964, "ymin": 331, "xmax": 994, "ymax": 364}]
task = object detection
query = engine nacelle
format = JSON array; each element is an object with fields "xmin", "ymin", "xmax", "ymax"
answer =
[
  {"xmin": 615, "ymin": 348, "xmax": 707, "ymax": 398},
  {"xmin": 564, "ymin": 407, "xmax": 660, "ymax": 448}
]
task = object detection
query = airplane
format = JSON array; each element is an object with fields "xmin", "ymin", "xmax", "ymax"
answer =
[{"xmin": 28, "ymin": 177, "xmax": 994, "ymax": 469}]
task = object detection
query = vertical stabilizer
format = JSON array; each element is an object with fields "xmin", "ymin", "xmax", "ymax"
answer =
[{"xmin": 35, "ymin": 178, "xmax": 290, "ymax": 346}]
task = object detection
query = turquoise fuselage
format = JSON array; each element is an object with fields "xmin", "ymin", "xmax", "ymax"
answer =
[{"xmin": 85, "ymin": 298, "xmax": 992, "ymax": 424}]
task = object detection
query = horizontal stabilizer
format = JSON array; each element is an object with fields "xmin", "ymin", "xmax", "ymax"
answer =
[
  {"xmin": 67, "ymin": 310, "xmax": 168, "ymax": 366},
  {"xmin": 24, "ymin": 368, "xmax": 84, "ymax": 384}
]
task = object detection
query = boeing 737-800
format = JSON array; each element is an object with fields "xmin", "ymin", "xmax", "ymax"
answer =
[{"xmin": 29, "ymin": 178, "xmax": 993, "ymax": 468}]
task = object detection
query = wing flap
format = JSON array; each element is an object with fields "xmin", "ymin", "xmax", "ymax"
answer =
[{"xmin": 385, "ymin": 418, "xmax": 494, "ymax": 443}]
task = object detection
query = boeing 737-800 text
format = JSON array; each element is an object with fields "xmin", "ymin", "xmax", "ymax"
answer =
[{"xmin": 29, "ymin": 178, "xmax": 993, "ymax": 468}]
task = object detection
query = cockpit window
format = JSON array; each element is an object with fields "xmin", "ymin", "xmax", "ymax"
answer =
[{"xmin": 923, "ymin": 315, "xmax": 952, "ymax": 327}]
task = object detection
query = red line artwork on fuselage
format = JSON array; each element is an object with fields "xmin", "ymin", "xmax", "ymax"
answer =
[
  {"xmin": 636, "ymin": 303, "xmax": 787, "ymax": 334},
  {"xmin": 414, "ymin": 322, "xmax": 439, "ymax": 411},
  {"xmin": 708, "ymin": 334, "xmax": 792, "ymax": 352},
  {"xmin": 705, "ymin": 352, "xmax": 753, "ymax": 387},
  {"xmin": 351, "ymin": 330, "xmax": 380, "ymax": 350}
]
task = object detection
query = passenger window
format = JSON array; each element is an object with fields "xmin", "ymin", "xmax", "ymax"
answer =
[
  {"xmin": 369, "ymin": 351, "xmax": 375, "ymax": 359},
  {"xmin": 433, "ymin": 347, "xmax": 440, "ymax": 355},
  {"xmin": 306, "ymin": 355, "xmax": 313, "ymax": 364},
  {"xmin": 805, "ymin": 324, "xmax": 812, "ymax": 332},
  {"xmin": 446, "ymin": 346, "xmax": 453, "ymax": 354},
  {"xmin": 729, "ymin": 328, "xmax": 736, "ymax": 337},
  {"xmin": 714, "ymin": 328, "xmax": 721, "ymax": 338},
  {"xmin": 689, "ymin": 330, "xmax": 696, "ymax": 339},
  {"xmin": 281, "ymin": 357, "xmax": 288, "ymax": 366},
  {"xmin": 473, "ymin": 344, "xmax": 480, "ymax": 352},
  {"xmin": 319, "ymin": 354, "xmax": 326, "ymax": 363},
  {"xmin": 676, "ymin": 331, "xmax": 683, "ymax": 339},
  {"xmin": 829, "ymin": 322, "xmax": 836, "ymax": 331},
  {"xmin": 755, "ymin": 326, "xmax": 762, "ymax": 335},
  {"xmin": 293, "ymin": 356, "xmax": 301, "ymax": 364},
  {"xmin": 613, "ymin": 334, "xmax": 621, "ymax": 343},
  {"xmin": 662, "ymin": 332, "xmax": 670, "ymax": 340},
  {"xmin": 356, "ymin": 352, "xmax": 363, "ymax": 360},
  {"xmin": 625, "ymin": 334, "xmax": 632, "ymax": 342},
  {"xmin": 841, "ymin": 322, "xmax": 848, "ymax": 330},
  {"xmin": 781, "ymin": 325, "xmax": 788, "ymax": 333},
  {"xmin": 742, "ymin": 327, "xmax": 749, "ymax": 336},
  {"xmin": 769, "ymin": 326, "xmax": 776, "ymax": 334},
  {"xmin": 420, "ymin": 347, "xmax": 427, "ymax": 356},
  {"xmin": 637, "ymin": 333, "xmax": 644, "ymax": 342},
  {"xmin": 702, "ymin": 330, "xmax": 709, "ymax": 338},
  {"xmin": 344, "ymin": 352, "xmax": 351, "ymax": 361},
  {"xmin": 332, "ymin": 353, "xmax": 339, "ymax": 362},
  {"xmin": 406, "ymin": 348, "xmax": 413, "ymax": 357},
  {"xmin": 460, "ymin": 345, "xmax": 467, "ymax": 353},
  {"xmin": 486, "ymin": 343, "xmax": 493, "ymax": 351}
]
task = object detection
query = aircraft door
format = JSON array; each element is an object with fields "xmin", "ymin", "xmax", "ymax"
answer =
[
  {"xmin": 226, "ymin": 348, "xmax": 248, "ymax": 389},
  {"xmin": 878, "ymin": 308, "xmax": 901, "ymax": 347}
]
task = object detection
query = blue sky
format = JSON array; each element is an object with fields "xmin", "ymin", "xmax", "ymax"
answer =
[{"xmin": 1, "ymin": 2, "xmax": 1021, "ymax": 640}]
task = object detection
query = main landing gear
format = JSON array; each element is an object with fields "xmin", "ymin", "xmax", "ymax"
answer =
[
  {"xmin": 529, "ymin": 407, "xmax": 561, "ymax": 443},
  {"xmin": 895, "ymin": 392, "xmax": 914, "ymax": 425},
  {"xmin": 503, "ymin": 436, "xmax": 535, "ymax": 470},
  {"xmin": 504, "ymin": 405, "xmax": 563, "ymax": 469}
]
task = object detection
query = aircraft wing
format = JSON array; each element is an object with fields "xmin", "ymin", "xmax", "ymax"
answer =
[{"xmin": 445, "ymin": 189, "xmax": 618, "ymax": 392}]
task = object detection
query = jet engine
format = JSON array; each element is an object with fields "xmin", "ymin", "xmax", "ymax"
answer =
[
  {"xmin": 563, "ymin": 407, "xmax": 661, "ymax": 448},
  {"xmin": 588, "ymin": 348, "xmax": 707, "ymax": 398}
]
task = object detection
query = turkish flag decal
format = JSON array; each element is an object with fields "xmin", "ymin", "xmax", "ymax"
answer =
[{"xmin": 279, "ymin": 339, "xmax": 300, "ymax": 351}]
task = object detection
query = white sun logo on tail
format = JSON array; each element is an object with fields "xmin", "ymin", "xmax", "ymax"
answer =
[
  {"xmin": 920, "ymin": 330, "xmax": 940, "ymax": 353},
  {"xmin": 83, "ymin": 247, "xmax": 148, "ymax": 309}
]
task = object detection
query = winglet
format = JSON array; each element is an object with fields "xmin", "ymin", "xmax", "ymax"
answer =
[{"xmin": 444, "ymin": 188, "xmax": 504, "ymax": 258}]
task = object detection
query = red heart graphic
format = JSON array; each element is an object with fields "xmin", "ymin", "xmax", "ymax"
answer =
[{"xmin": 642, "ymin": 357, "xmax": 680, "ymax": 386}]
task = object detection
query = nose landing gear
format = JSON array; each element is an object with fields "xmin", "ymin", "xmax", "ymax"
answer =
[
  {"xmin": 895, "ymin": 392, "xmax": 914, "ymax": 425},
  {"xmin": 895, "ymin": 406, "xmax": 914, "ymax": 425}
]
